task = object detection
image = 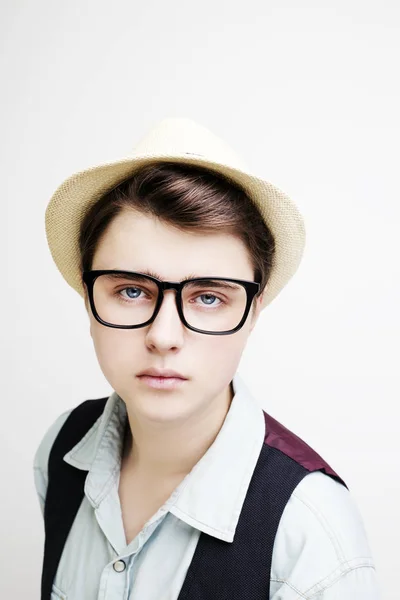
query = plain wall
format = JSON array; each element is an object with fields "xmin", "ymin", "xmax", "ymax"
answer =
[{"xmin": 2, "ymin": 1, "xmax": 399, "ymax": 598}]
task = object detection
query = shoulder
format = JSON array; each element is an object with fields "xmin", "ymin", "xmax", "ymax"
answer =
[
  {"xmin": 271, "ymin": 470, "xmax": 378, "ymax": 597},
  {"xmin": 33, "ymin": 407, "xmax": 75, "ymax": 481},
  {"xmin": 33, "ymin": 407, "xmax": 76, "ymax": 517}
]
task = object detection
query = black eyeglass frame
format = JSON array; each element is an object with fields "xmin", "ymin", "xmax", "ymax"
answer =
[{"xmin": 82, "ymin": 269, "xmax": 261, "ymax": 336}]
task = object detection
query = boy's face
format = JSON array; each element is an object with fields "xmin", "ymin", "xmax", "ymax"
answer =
[{"xmin": 84, "ymin": 208, "xmax": 264, "ymax": 425}]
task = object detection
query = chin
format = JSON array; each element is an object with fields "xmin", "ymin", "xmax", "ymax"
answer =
[{"xmin": 139, "ymin": 401, "xmax": 196, "ymax": 425}]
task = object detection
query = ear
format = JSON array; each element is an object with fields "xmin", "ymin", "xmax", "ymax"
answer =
[
  {"xmin": 83, "ymin": 286, "xmax": 89, "ymax": 313},
  {"xmin": 249, "ymin": 293, "xmax": 264, "ymax": 333},
  {"xmin": 83, "ymin": 286, "xmax": 93, "ymax": 338}
]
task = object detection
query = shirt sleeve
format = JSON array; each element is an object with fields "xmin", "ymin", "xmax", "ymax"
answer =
[
  {"xmin": 312, "ymin": 564, "xmax": 382, "ymax": 599},
  {"xmin": 32, "ymin": 408, "xmax": 74, "ymax": 518},
  {"xmin": 269, "ymin": 471, "xmax": 381, "ymax": 599},
  {"xmin": 33, "ymin": 463, "xmax": 47, "ymax": 517}
]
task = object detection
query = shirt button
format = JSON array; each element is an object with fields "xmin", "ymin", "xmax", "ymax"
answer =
[{"xmin": 113, "ymin": 559, "xmax": 126, "ymax": 572}]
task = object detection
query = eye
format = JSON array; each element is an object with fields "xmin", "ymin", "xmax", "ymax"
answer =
[
  {"xmin": 120, "ymin": 287, "xmax": 142, "ymax": 299},
  {"xmin": 194, "ymin": 293, "xmax": 223, "ymax": 306}
]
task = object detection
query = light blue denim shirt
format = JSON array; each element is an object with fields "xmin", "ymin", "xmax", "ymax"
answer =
[{"xmin": 33, "ymin": 373, "xmax": 381, "ymax": 599}]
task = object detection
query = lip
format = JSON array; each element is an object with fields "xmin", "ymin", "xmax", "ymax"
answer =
[
  {"xmin": 137, "ymin": 374, "xmax": 187, "ymax": 390},
  {"xmin": 137, "ymin": 367, "xmax": 188, "ymax": 379}
]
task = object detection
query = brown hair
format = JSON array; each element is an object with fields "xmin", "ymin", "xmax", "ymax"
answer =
[{"xmin": 79, "ymin": 162, "xmax": 275, "ymax": 304}]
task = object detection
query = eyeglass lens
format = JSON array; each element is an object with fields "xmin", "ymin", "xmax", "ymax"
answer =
[{"xmin": 92, "ymin": 273, "xmax": 248, "ymax": 332}]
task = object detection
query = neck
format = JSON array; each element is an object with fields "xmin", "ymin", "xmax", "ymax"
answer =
[{"xmin": 121, "ymin": 383, "xmax": 233, "ymax": 480}]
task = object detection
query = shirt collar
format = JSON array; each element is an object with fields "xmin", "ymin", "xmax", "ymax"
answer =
[{"xmin": 63, "ymin": 371, "xmax": 265, "ymax": 543}]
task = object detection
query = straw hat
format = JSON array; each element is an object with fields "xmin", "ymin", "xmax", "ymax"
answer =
[{"xmin": 45, "ymin": 117, "xmax": 306, "ymax": 309}]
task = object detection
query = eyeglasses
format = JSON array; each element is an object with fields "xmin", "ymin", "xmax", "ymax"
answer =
[{"xmin": 82, "ymin": 270, "xmax": 261, "ymax": 335}]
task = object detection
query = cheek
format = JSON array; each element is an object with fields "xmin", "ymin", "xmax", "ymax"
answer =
[
  {"xmin": 90, "ymin": 324, "xmax": 139, "ymax": 378},
  {"xmin": 194, "ymin": 331, "xmax": 248, "ymax": 379}
]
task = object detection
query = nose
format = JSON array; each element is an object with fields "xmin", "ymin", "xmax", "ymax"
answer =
[{"xmin": 145, "ymin": 289, "xmax": 185, "ymax": 351}]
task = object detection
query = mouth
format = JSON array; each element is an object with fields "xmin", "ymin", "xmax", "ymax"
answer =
[
  {"xmin": 137, "ymin": 367, "xmax": 188, "ymax": 379},
  {"xmin": 136, "ymin": 374, "xmax": 187, "ymax": 390}
]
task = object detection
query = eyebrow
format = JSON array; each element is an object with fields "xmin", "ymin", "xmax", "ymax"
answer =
[
  {"xmin": 111, "ymin": 268, "xmax": 200, "ymax": 281},
  {"xmin": 109, "ymin": 268, "xmax": 240, "ymax": 288}
]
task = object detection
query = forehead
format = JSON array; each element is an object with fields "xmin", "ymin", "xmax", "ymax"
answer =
[{"xmin": 92, "ymin": 210, "xmax": 254, "ymax": 280}]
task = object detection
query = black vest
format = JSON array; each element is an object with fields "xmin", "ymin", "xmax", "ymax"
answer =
[{"xmin": 41, "ymin": 397, "xmax": 347, "ymax": 599}]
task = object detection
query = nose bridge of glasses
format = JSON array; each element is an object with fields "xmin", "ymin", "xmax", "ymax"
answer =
[
  {"xmin": 155, "ymin": 282, "xmax": 182, "ymax": 323},
  {"xmin": 160, "ymin": 281, "xmax": 182, "ymax": 293}
]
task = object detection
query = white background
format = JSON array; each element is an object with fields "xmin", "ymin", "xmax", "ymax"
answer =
[{"xmin": 2, "ymin": 1, "xmax": 399, "ymax": 598}]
